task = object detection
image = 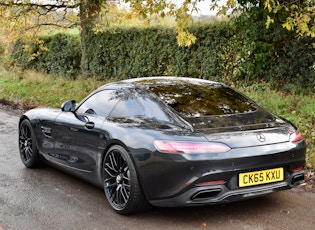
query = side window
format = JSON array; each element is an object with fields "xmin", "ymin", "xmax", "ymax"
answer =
[
  {"xmin": 137, "ymin": 96, "xmax": 172, "ymax": 122},
  {"xmin": 76, "ymin": 90, "xmax": 118, "ymax": 117},
  {"xmin": 108, "ymin": 89, "xmax": 173, "ymax": 122},
  {"xmin": 109, "ymin": 98, "xmax": 145, "ymax": 118}
]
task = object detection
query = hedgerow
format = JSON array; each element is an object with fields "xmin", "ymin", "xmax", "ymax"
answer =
[
  {"xmin": 9, "ymin": 16, "xmax": 315, "ymax": 91},
  {"xmin": 11, "ymin": 33, "xmax": 81, "ymax": 78}
]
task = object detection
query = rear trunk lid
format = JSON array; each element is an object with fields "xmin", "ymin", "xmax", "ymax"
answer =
[{"xmin": 186, "ymin": 109, "xmax": 292, "ymax": 148}]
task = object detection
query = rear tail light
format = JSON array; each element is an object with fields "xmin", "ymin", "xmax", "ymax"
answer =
[
  {"xmin": 154, "ymin": 140, "xmax": 230, "ymax": 154},
  {"xmin": 292, "ymin": 166, "xmax": 304, "ymax": 172},
  {"xmin": 290, "ymin": 131, "xmax": 303, "ymax": 143}
]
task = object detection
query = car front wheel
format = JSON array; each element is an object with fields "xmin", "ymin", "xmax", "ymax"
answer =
[
  {"xmin": 103, "ymin": 145, "xmax": 149, "ymax": 214},
  {"xmin": 19, "ymin": 119, "xmax": 44, "ymax": 168}
]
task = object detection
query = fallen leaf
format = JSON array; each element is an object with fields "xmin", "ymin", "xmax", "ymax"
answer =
[{"xmin": 280, "ymin": 210, "xmax": 290, "ymax": 214}]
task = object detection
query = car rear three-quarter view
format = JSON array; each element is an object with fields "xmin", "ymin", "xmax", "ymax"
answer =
[
  {"xmin": 129, "ymin": 77, "xmax": 306, "ymax": 207},
  {"xmin": 18, "ymin": 77, "xmax": 306, "ymax": 215}
]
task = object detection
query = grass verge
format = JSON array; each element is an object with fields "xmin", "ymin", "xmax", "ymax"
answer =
[
  {"xmin": 0, "ymin": 68, "xmax": 314, "ymax": 170},
  {"xmin": 0, "ymin": 68, "xmax": 105, "ymax": 109}
]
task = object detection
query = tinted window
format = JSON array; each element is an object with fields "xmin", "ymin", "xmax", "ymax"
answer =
[
  {"xmin": 108, "ymin": 88, "xmax": 174, "ymax": 123},
  {"xmin": 109, "ymin": 98, "xmax": 145, "ymax": 117},
  {"xmin": 137, "ymin": 78, "xmax": 257, "ymax": 117},
  {"xmin": 137, "ymin": 96, "xmax": 173, "ymax": 121},
  {"xmin": 76, "ymin": 90, "xmax": 118, "ymax": 117}
]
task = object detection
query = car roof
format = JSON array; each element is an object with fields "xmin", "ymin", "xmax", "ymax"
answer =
[{"xmin": 96, "ymin": 77, "xmax": 224, "ymax": 92}]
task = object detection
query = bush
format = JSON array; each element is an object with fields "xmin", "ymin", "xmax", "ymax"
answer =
[
  {"xmin": 10, "ymin": 33, "xmax": 81, "ymax": 78},
  {"xmin": 85, "ymin": 22, "xmax": 235, "ymax": 82},
  {"xmin": 231, "ymin": 7, "xmax": 315, "ymax": 91},
  {"xmin": 10, "ymin": 18, "xmax": 314, "ymax": 91},
  {"xmin": 36, "ymin": 33, "xmax": 81, "ymax": 78},
  {"xmin": 10, "ymin": 38, "xmax": 39, "ymax": 69},
  {"xmin": 276, "ymin": 36, "xmax": 315, "ymax": 92}
]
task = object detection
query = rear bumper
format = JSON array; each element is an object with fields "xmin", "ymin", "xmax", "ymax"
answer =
[
  {"xmin": 149, "ymin": 169, "xmax": 305, "ymax": 207},
  {"xmin": 138, "ymin": 140, "xmax": 306, "ymax": 207}
]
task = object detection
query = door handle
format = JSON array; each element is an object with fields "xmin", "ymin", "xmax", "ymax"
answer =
[{"xmin": 85, "ymin": 121, "xmax": 95, "ymax": 129}]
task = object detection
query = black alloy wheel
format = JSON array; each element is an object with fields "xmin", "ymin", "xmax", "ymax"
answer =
[
  {"xmin": 103, "ymin": 145, "xmax": 149, "ymax": 214},
  {"xmin": 19, "ymin": 119, "xmax": 43, "ymax": 168}
]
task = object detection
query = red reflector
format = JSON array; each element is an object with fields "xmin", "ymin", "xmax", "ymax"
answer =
[
  {"xmin": 196, "ymin": 180, "xmax": 226, "ymax": 186},
  {"xmin": 154, "ymin": 140, "xmax": 230, "ymax": 154},
  {"xmin": 290, "ymin": 131, "xmax": 303, "ymax": 143},
  {"xmin": 292, "ymin": 167, "xmax": 304, "ymax": 172}
]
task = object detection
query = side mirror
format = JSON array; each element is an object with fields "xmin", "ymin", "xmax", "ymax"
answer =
[{"xmin": 61, "ymin": 100, "xmax": 76, "ymax": 112}]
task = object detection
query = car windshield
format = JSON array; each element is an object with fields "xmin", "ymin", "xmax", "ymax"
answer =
[{"xmin": 137, "ymin": 78, "xmax": 257, "ymax": 117}]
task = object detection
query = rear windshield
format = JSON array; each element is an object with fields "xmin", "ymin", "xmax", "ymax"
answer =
[{"xmin": 139, "ymin": 79, "xmax": 257, "ymax": 117}]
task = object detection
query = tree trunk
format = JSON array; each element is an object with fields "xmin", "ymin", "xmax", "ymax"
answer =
[{"xmin": 80, "ymin": 0, "xmax": 101, "ymax": 77}]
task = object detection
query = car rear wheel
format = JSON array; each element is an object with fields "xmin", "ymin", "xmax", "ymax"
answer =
[
  {"xmin": 103, "ymin": 145, "xmax": 149, "ymax": 214},
  {"xmin": 19, "ymin": 119, "xmax": 44, "ymax": 168}
]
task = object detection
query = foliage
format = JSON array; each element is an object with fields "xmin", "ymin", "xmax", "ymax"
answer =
[
  {"xmin": 0, "ymin": 0, "xmax": 79, "ymax": 30},
  {"xmin": 121, "ymin": 0, "xmax": 315, "ymax": 45},
  {"xmin": 10, "ymin": 33, "xmax": 81, "ymax": 78},
  {"xmin": 10, "ymin": 19, "xmax": 315, "ymax": 91},
  {"xmin": 77, "ymin": 21, "xmax": 236, "ymax": 82},
  {"xmin": 0, "ymin": 0, "xmax": 80, "ymax": 54},
  {"xmin": 10, "ymin": 38, "xmax": 39, "ymax": 70},
  {"xmin": 276, "ymin": 36, "xmax": 315, "ymax": 91},
  {"xmin": 263, "ymin": 0, "xmax": 315, "ymax": 38},
  {"xmin": 10, "ymin": 22, "xmax": 234, "ymax": 81},
  {"xmin": 216, "ymin": 0, "xmax": 315, "ymax": 38},
  {"xmin": 231, "ymin": 6, "xmax": 315, "ymax": 90},
  {"xmin": 36, "ymin": 33, "xmax": 81, "ymax": 78},
  {"xmin": 125, "ymin": 0, "xmax": 197, "ymax": 46},
  {"xmin": 1, "ymin": 0, "xmax": 315, "ymax": 79},
  {"xmin": 231, "ymin": 7, "xmax": 279, "ymax": 83}
]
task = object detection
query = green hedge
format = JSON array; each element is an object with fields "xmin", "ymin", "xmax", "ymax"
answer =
[
  {"xmin": 11, "ymin": 33, "xmax": 81, "ymax": 78},
  {"xmin": 11, "ymin": 38, "xmax": 38, "ymax": 69},
  {"xmin": 10, "ymin": 18, "xmax": 315, "ymax": 91},
  {"xmin": 36, "ymin": 33, "xmax": 81, "ymax": 77},
  {"xmin": 84, "ymin": 23, "xmax": 234, "ymax": 82}
]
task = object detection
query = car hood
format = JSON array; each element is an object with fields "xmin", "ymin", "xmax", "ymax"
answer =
[{"xmin": 185, "ymin": 109, "xmax": 292, "ymax": 148}]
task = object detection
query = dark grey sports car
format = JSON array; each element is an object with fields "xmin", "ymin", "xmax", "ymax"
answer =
[{"xmin": 19, "ymin": 77, "xmax": 306, "ymax": 214}]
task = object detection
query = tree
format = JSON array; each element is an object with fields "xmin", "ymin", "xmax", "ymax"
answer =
[
  {"xmin": 227, "ymin": 0, "xmax": 315, "ymax": 37},
  {"xmin": 0, "ymin": 0, "xmax": 314, "ymax": 76},
  {"xmin": 79, "ymin": 0, "xmax": 102, "ymax": 75},
  {"xmin": 264, "ymin": 0, "xmax": 315, "ymax": 38},
  {"xmin": 0, "ymin": 0, "xmax": 101, "ymax": 76}
]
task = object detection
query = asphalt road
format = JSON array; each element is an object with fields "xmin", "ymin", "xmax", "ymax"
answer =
[{"xmin": 0, "ymin": 108, "xmax": 315, "ymax": 230}]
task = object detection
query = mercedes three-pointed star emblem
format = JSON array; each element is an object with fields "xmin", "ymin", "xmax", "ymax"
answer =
[{"xmin": 256, "ymin": 133, "xmax": 266, "ymax": 142}]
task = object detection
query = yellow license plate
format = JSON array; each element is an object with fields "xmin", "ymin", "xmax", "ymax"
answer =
[{"xmin": 239, "ymin": 167, "xmax": 284, "ymax": 187}]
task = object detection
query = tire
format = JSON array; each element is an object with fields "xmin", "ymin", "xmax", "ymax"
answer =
[
  {"xmin": 19, "ymin": 119, "xmax": 44, "ymax": 168},
  {"xmin": 103, "ymin": 145, "xmax": 150, "ymax": 215}
]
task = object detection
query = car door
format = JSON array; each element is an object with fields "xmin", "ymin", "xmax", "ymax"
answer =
[
  {"xmin": 51, "ymin": 89, "xmax": 119, "ymax": 173},
  {"xmin": 52, "ymin": 112, "xmax": 104, "ymax": 172}
]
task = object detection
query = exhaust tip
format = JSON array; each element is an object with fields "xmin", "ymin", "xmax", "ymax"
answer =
[
  {"xmin": 191, "ymin": 189, "xmax": 221, "ymax": 201},
  {"xmin": 292, "ymin": 173, "xmax": 305, "ymax": 185}
]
